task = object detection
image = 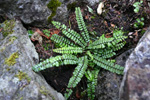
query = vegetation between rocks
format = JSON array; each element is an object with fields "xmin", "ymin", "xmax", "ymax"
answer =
[{"xmin": 32, "ymin": 7, "xmax": 127, "ymax": 100}]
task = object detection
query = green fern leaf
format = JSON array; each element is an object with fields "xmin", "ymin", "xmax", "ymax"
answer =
[
  {"xmin": 65, "ymin": 56, "xmax": 88, "ymax": 99},
  {"xmin": 93, "ymin": 49, "xmax": 116, "ymax": 59},
  {"xmin": 85, "ymin": 69, "xmax": 99, "ymax": 100},
  {"xmin": 50, "ymin": 34, "xmax": 76, "ymax": 47},
  {"xmin": 52, "ymin": 21, "xmax": 86, "ymax": 47},
  {"xmin": 53, "ymin": 47, "xmax": 83, "ymax": 54},
  {"xmin": 75, "ymin": 7, "xmax": 90, "ymax": 42},
  {"xmin": 32, "ymin": 54, "xmax": 78, "ymax": 72},
  {"xmin": 88, "ymin": 34, "xmax": 113, "ymax": 49},
  {"xmin": 93, "ymin": 56, "xmax": 124, "ymax": 74}
]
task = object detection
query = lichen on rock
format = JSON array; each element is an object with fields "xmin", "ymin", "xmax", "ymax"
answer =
[
  {"xmin": 1, "ymin": 20, "xmax": 15, "ymax": 38},
  {"xmin": 4, "ymin": 52, "xmax": 19, "ymax": 66}
]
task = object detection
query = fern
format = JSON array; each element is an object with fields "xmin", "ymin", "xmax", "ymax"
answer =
[
  {"xmin": 53, "ymin": 47, "xmax": 83, "ymax": 54},
  {"xmin": 85, "ymin": 69, "xmax": 99, "ymax": 100},
  {"xmin": 32, "ymin": 7, "xmax": 127, "ymax": 100}
]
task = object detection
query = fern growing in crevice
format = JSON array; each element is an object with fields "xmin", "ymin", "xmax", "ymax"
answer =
[{"xmin": 32, "ymin": 7, "xmax": 127, "ymax": 100}]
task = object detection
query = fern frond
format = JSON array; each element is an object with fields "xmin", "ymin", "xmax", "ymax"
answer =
[
  {"xmin": 50, "ymin": 34, "xmax": 76, "ymax": 47},
  {"xmin": 75, "ymin": 7, "xmax": 89, "ymax": 42},
  {"xmin": 110, "ymin": 41, "xmax": 126, "ymax": 51},
  {"xmin": 93, "ymin": 49, "xmax": 116, "ymax": 59},
  {"xmin": 85, "ymin": 69, "xmax": 99, "ymax": 100},
  {"xmin": 53, "ymin": 47, "xmax": 83, "ymax": 54},
  {"xmin": 65, "ymin": 56, "xmax": 88, "ymax": 99},
  {"xmin": 87, "ymin": 34, "xmax": 114, "ymax": 49},
  {"xmin": 32, "ymin": 54, "xmax": 78, "ymax": 72},
  {"xmin": 52, "ymin": 21, "xmax": 86, "ymax": 47},
  {"xmin": 93, "ymin": 56, "xmax": 124, "ymax": 74}
]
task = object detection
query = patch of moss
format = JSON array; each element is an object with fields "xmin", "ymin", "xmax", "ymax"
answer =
[
  {"xmin": 47, "ymin": 0, "xmax": 61, "ymax": 23},
  {"xmin": 1, "ymin": 20, "xmax": 15, "ymax": 38},
  {"xmin": 15, "ymin": 71, "xmax": 31, "ymax": 83},
  {"xmin": 0, "ymin": 46, "xmax": 6, "ymax": 52},
  {"xmin": 4, "ymin": 52, "xmax": 19, "ymax": 66},
  {"xmin": 67, "ymin": 2, "xmax": 77, "ymax": 11},
  {"xmin": 40, "ymin": 86, "xmax": 55, "ymax": 100},
  {"xmin": 9, "ymin": 36, "xmax": 17, "ymax": 43}
]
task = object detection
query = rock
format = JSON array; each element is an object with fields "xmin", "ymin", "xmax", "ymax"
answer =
[
  {"xmin": 0, "ymin": 0, "xmax": 51, "ymax": 27},
  {"xmin": 83, "ymin": 0, "xmax": 100, "ymax": 6},
  {"xmin": 96, "ymin": 49, "xmax": 133, "ymax": 100},
  {"xmin": 0, "ymin": 0, "xmax": 101, "ymax": 27},
  {"xmin": 0, "ymin": 20, "xmax": 65, "ymax": 100},
  {"xmin": 119, "ymin": 27, "xmax": 150, "ymax": 100}
]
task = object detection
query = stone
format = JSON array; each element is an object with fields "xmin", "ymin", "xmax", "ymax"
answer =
[
  {"xmin": 119, "ymin": 27, "xmax": 150, "ymax": 100},
  {"xmin": 0, "ymin": 0, "xmax": 101, "ymax": 27},
  {"xmin": 96, "ymin": 49, "xmax": 133, "ymax": 100},
  {"xmin": 0, "ymin": 20, "xmax": 65, "ymax": 100}
]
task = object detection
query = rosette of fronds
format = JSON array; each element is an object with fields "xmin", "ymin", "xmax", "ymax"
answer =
[{"xmin": 32, "ymin": 7, "xmax": 127, "ymax": 100}]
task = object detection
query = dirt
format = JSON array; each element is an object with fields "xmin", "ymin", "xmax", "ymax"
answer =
[{"xmin": 29, "ymin": 0, "xmax": 150, "ymax": 100}]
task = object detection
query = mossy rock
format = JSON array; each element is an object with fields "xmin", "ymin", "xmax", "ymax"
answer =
[
  {"xmin": 1, "ymin": 20, "xmax": 15, "ymax": 38},
  {"xmin": 47, "ymin": 0, "xmax": 62, "ymax": 23}
]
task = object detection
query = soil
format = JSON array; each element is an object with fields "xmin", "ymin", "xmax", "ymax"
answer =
[{"xmin": 28, "ymin": 0, "xmax": 150, "ymax": 100}]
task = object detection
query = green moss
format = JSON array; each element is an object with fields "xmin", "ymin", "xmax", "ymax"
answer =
[
  {"xmin": 4, "ymin": 52, "xmax": 19, "ymax": 66},
  {"xmin": 1, "ymin": 20, "xmax": 15, "ymax": 38},
  {"xmin": 9, "ymin": 36, "xmax": 17, "ymax": 43},
  {"xmin": 40, "ymin": 86, "xmax": 55, "ymax": 100},
  {"xmin": 47, "ymin": 0, "xmax": 61, "ymax": 23},
  {"xmin": 15, "ymin": 71, "xmax": 31, "ymax": 83},
  {"xmin": 67, "ymin": 2, "xmax": 77, "ymax": 11}
]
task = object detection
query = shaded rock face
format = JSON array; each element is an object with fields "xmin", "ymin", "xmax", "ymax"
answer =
[
  {"xmin": 119, "ymin": 27, "xmax": 150, "ymax": 100},
  {"xmin": 0, "ymin": 0, "xmax": 51, "ymax": 27},
  {"xmin": 96, "ymin": 49, "xmax": 133, "ymax": 100},
  {"xmin": 0, "ymin": 20, "xmax": 65, "ymax": 100},
  {"xmin": 0, "ymin": 0, "xmax": 100, "ymax": 27}
]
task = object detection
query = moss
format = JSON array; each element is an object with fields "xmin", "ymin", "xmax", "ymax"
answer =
[
  {"xmin": 4, "ymin": 52, "xmax": 19, "ymax": 66},
  {"xmin": 9, "ymin": 36, "xmax": 17, "ymax": 43},
  {"xmin": 0, "ymin": 46, "xmax": 6, "ymax": 52},
  {"xmin": 15, "ymin": 71, "xmax": 31, "ymax": 83},
  {"xmin": 1, "ymin": 20, "xmax": 15, "ymax": 38},
  {"xmin": 40, "ymin": 86, "xmax": 55, "ymax": 100},
  {"xmin": 67, "ymin": 2, "xmax": 77, "ymax": 11},
  {"xmin": 47, "ymin": 0, "xmax": 61, "ymax": 23}
]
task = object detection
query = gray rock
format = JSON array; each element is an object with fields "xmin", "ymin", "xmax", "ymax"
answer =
[
  {"xmin": 0, "ymin": 20, "xmax": 65, "ymax": 100},
  {"xmin": 96, "ymin": 49, "xmax": 133, "ymax": 100},
  {"xmin": 0, "ymin": 0, "xmax": 101, "ymax": 27},
  {"xmin": 119, "ymin": 27, "xmax": 150, "ymax": 100},
  {"xmin": 83, "ymin": 0, "xmax": 100, "ymax": 6},
  {"xmin": 0, "ymin": 0, "xmax": 51, "ymax": 27}
]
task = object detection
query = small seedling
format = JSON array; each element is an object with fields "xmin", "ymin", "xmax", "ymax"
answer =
[
  {"xmin": 134, "ymin": 17, "xmax": 144, "ymax": 28},
  {"xmin": 133, "ymin": 0, "xmax": 143, "ymax": 13}
]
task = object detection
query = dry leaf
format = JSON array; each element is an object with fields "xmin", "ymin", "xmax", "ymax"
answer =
[
  {"xmin": 31, "ymin": 32, "xmax": 43, "ymax": 44},
  {"xmin": 97, "ymin": 2, "xmax": 104, "ymax": 15}
]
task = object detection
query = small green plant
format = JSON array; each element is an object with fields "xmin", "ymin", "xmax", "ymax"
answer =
[
  {"xmin": 133, "ymin": 0, "xmax": 143, "ymax": 13},
  {"xmin": 32, "ymin": 7, "xmax": 127, "ymax": 100},
  {"xmin": 133, "ymin": 0, "xmax": 144, "ymax": 28},
  {"xmin": 43, "ymin": 29, "xmax": 50, "ymax": 37},
  {"xmin": 134, "ymin": 17, "xmax": 144, "ymax": 28},
  {"xmin": 27, "ymin": 30, "xmax": 34, "ymax": 38}
]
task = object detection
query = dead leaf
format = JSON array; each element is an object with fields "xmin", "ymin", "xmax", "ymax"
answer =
[
  {"xmin": 35, "ymin": 28, "xmax": 49, "ymax": 39},
  {"xmin": 97, "ymin": 2, "xmax": 104, "ymax": 15},
  {"xmin": 105, "ymin": 33, "xmax": 112, "ymax": 38},
  {"xmin": 31, "ymin": 32, "xmax": 43, "ymax": 44},
  {"xmin": 0, "ymin": 28, "xmax": 2, "ymax": 32}
]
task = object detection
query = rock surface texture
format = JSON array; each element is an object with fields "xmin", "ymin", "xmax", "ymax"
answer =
[
  {"xmin": 96, "ymin": 49, "xmax": 133, "ymax": 100},
  {"xmin": 0, "ymin": 20, "xmax": 65, "ymax": 100},
  {"xmin": 119, "ymin": 27, "xmax": 150, "ymax": 100},
  {"xmin": 0, "ymin": 0, "xmax": 100, "ymax": 27}
]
